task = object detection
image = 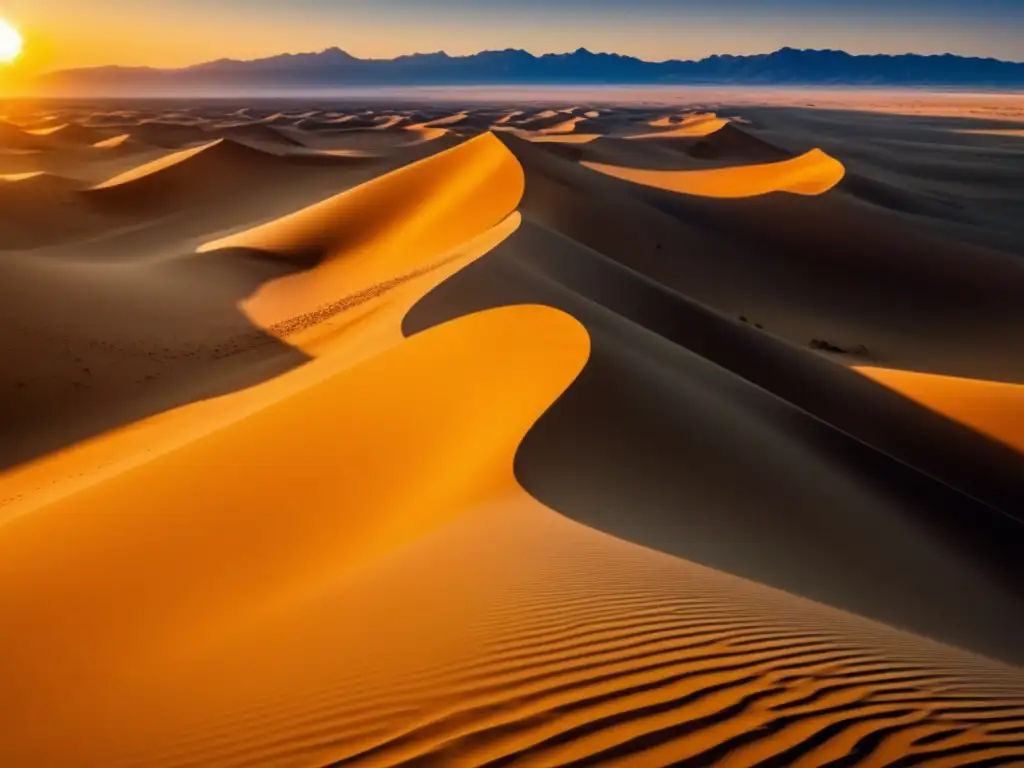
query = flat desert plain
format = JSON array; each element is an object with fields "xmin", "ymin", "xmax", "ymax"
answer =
[{"xmin": 1, "ymin": 94, "xmax": 1024, "ymax": 767}]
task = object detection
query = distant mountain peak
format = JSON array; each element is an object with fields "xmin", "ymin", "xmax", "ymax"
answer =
[{"xmin": 37, "ymin": 46, "xmax": 1024, "ymax": 94}]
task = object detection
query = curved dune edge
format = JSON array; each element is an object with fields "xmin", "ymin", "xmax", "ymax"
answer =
[
  {"xmin": 200, "ymin": 132, "xmax": 524, "ymax": 336},
  {"xmin": 24, "ymin": 124, "xmax": 67, "ymax": 137},
  {"xmin": 91, "ymin": 133, "xmax": 132, "ymax": 149},
  {"xmin": 403, "ymin": 125, "xmax": 451, "ymax": 144},
  {"xmin": 90, "ymin": 139, "xmax": 221, "ymax": 189},
  {"xmin": 537, "ymin": 116, "xmax": 587, "ymax": 135},
  {"xmin": 408, "ymin": 112, "xmax": 468, "ymax": 130},
  {"xmin": 493, "ymin": 110, "xmax": 523, "ymax": 125},
  {"xmin": 583, "ymin": 148, "xmax": 847, "ymax": 198},
  {"xmin": 494, "ymin": 126, "xmax": 602, "ymax": 144},
  {"xmin": 0, "ymin": 304, "xmax": 595, "ymax": 767},
  {"xmin": 628, "ymin": 117, "xmax": 731, "ymax": 139},
  {"xmin": 856, "ymin": 366, "xmax": 1024, "ymax": 454},
  {"xmin": 0, "ymin": 171, "xmax": 45, "ymax": 182}
]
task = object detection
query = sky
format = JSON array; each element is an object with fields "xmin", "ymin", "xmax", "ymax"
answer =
[{"xmin": 4, "ymin": 0, "xmax": 1023, "ymax": 75}]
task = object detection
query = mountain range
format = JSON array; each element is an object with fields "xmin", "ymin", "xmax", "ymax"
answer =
[{"xmin": 39, "ymin": 47, "xmax": 1024, "ymax": 94}]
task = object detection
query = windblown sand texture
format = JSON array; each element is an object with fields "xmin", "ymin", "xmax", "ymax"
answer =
[{"xmin": 1, "ymin": 99, "xmax": 1024, "ymax": 767}]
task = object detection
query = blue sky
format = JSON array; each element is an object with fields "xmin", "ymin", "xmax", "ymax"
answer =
[{"xmin": 10, "ymin": 0, "xmax": 1024, "ymax": 71}]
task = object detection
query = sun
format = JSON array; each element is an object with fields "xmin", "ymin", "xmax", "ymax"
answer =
[{"xmin": 0, "ymin": 18, "xmax": 22, "ymax": 63}]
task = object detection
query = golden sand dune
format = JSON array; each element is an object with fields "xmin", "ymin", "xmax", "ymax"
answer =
[
  {"xmin": 493, "ymin": 123, "xmax": 602, "ymax": 145},
  {"xmin": 200, "ymin": 133, "xmax": 523, "ymax": 336},
  {"xmin": 91, "ymin": 133, "xmax": 133, "ymax": 149},
  {"xmin": 278, "ymin": 123, "xmax": 451, "ymax": 152},
  {"xmin": 0, "ymin": 170, "xmax": 81, "ymax": 192},
  {"xmin": 0, "ymin": 170, "xmax": 47, "ymax": 182},
  {"xmin": 537, "ymin": 116, "xmax": 588, "ymax": 135},
  {"xmin": 2, "ymin": 103, "xmax": 1024, "ymax": 766},
  {"xmin": 493, "ymin": 109, "xmax": 524, "ymax": 124},
  {"xmin": 91, "ymin": 139, "xmax": 229, "ymax": 190},
  {"xmin": 0, "ymin": 120, "xmax": 51, "ymax": 151},
  {"xmin": 408, "ymin": 111, "xmax": 468, "ymax": 129},
  {"xmin": 584, "ymin": 147, "xmax": 846, "ymax": 197},
  {"xmin": 856, "ymin": 367, "xmax": 1024, "ymax": 454},
  {"xmin": 85, "ymin": 138, "xmax": 380, "ymax": 215},
  {"xmin": 630, "ymin": 116, "xmax": 731, "ymax": 139},
  {"xmin": 24, "ymin": 122, "xmax": 106, "ymax": 145}
]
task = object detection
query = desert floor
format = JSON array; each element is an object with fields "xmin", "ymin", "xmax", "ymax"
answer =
[{"xmin": 1, "ymin": 96, "xmax": 1023, "ymax": 767}]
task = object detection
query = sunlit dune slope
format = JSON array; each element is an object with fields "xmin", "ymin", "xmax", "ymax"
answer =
[
  {"xmin": 200, "ymin": 132, "xmax": 524, "ymax": 337},
  {"xmin": 856, "ymin": 366, "xmax": 1024, "ymax": 454},
  {"xmin": 538, "ymin": 116, "xmax": 587, "ymax": 135},
  {"xmin": 407, "ymin": 111, "xmax": 468, "ymax": 129},
  {"xmin": 88, "ymin": 137, "xmax": 343, "ymax": 191},
  {"xmin": 85, "ymin": 137, "xmax": 377, "ymax": 213},
  {"xmin": 584, "ymin": 148, "xmax": 846, "ymax": 197},
  {"xmin": 25, "ymin": 123, "xmax": 106, "ymax": 145},
  {"xmin": 91, "ymin": 133, "xmax": 133, "ymax": 149},
  {"xmin": 0, "ymin": 121, "xmax": 50, "ymax": 151},
  {"xmin": 628, "ymin": 117, "xmax": 730, "ymax": 139},
  {"xmin": 0, "ymin": 302, "xmax": 593, "ymax": 767}
]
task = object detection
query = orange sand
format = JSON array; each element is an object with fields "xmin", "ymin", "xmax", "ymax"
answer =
[
  {"xmin": 584, "ymin": 148, "xmax": 846, "ymax": 197},
  {"xmin": 856, "ymin": 366, "xmax": 1024, "ymax": 454}
]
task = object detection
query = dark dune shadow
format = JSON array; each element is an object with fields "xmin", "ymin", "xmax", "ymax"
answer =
[
  {"xmin": 0, "ymin": 246, "xmax": 315, "ymax": 470},
  {"xmin": 728, "ymin": 105, "xmax": 1024, "ymax": 255},
  {"xmin": 499, "ymin": 132, "xmax": 1024, "ymax": 384},
  {"xmin": 0, "ymin": 113, "xmax": 458, "ymax": 470},
  {"xmin": 404, "ymin": 218, "xmax": 1024, "ymax": 665}
]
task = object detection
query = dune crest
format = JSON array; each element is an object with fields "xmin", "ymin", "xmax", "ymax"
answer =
[
  {"xmin": 90, "ymin": 140, "xmax": 224, "ymax": 190},
  {"xmin": 200, "ymin": 132, "xmax": 524, "ymax": 336},
  {"xmin": 91, "ymin": 133, "xmax": 132, "ymax": 149},
  {"xmin": 629, "ymin": 116, "xmax": 731, "ymax": 139},
  {"xmin": 583, "ymin": 147, "xmax": 846, "ymax": 197}
]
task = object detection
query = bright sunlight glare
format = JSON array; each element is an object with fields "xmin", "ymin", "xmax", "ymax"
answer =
[{"xmin": 0, "ymin": 18, "xmax": 22, "ymax": 63}]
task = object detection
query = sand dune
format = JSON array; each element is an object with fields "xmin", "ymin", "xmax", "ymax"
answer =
[
  {"xmin": 25, "ymin": 122, "xmax": 107, "ymax": 145},
  {"xmin": 629, "ymin": 116, "xmax": 731, "ymax": 139},
  {"xmin": 91, "ymin": 133, "xmax": 134, "ymax": 149},
  {"xmin": 86, "ymin": 138, "xmax": 380, "ymax": 215},
  {"xmin": 199, "ymin": 133, "xmax": 523, "ymax": 336},
  {"xmin": 584, "ymin": 147, "xmax": 846, "ymax": 197},
  {"xmin": 0, "ymin": 120, "xmax": 51, "ymax": 150},
  {"xmin": 407, "ymin": 111, "xmax": 468, "ymax": 129},
  {"xmin": 1, "ymin": 101, "xmax": 1023, "ymax": 766}
]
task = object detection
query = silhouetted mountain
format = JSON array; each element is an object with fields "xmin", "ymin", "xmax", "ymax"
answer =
[{"xmin": 39, "ymin": 47, "xmax": 1024, "ymax": 94}]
